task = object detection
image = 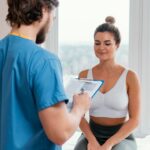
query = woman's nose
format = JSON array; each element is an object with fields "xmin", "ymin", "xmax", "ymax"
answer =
[{"xmin": 99, "ymin": 44, "xmax": 105, "ymax": 50}]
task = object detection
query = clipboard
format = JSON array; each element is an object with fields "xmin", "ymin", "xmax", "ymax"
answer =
[{"xmin": 65, "ymin": 78, "xmax": 104, "ymax": 110}]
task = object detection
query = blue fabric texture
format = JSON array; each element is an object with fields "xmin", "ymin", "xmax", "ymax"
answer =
[{"xmin": 0, "ymin": 35, "xmax": 68, "ymax": 150}]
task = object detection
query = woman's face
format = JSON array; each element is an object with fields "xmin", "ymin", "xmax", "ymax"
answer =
[{"xmin": 94, "ymin": 32, "xmax": 119, "ymax": 61}]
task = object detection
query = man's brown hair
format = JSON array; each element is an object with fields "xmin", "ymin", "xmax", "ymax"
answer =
[{"xmin": 6, "ymin": 0, "xmax": 59, "ymax": 27}]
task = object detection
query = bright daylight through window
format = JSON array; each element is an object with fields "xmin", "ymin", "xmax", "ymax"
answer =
[
  {"xmin": 59, "ymin": 0, "xmax": 129, "ymax": 77},
  {"xmin": 59, "ymin": 1, "xmax": 150, "ymax": 150}
]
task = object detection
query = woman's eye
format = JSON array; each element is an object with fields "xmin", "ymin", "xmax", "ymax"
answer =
[
  {"xmin": 105, "ymin": 43, "xmax": 111, "ymax": 46},
  {"xmin": 95, "ymin": 43, "xmax": 100, "ymax": 45}
]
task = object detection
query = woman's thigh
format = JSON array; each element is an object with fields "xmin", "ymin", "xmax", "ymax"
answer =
[
  {"xmin": 112, "ymin": 139, "xmax": 137, "ymax": 150},
  {"xmin": 74, "ymin": 134, "xmax": 88, "ymax": 150}
]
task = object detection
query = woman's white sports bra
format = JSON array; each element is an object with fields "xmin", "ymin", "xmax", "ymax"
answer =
[{"xmin": 88, "ymin": 69, "xmax": 129, "ymax": 118}]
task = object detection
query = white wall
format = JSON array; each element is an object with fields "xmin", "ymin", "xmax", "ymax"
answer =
[{"xmin": 0, "ymin": 0, "xmax": 10, "ymax": 38}]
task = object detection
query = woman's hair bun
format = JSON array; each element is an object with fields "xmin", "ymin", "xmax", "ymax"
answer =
[{"xmin": 105, "ymin": 16, "xmax": 115, "ymax": 25}]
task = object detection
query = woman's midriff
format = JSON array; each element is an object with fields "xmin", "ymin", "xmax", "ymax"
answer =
[{"xmin": 90, "ymin": 116, "xmax": 126, "ymax": 126}]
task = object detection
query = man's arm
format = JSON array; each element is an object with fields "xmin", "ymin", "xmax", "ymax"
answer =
[{"xmin": 39, "ymin": 93, "xmax": 90, "ymax": 145}]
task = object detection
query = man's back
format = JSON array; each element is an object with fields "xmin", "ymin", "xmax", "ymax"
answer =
[
  {"xmin": 0, "ymin": 0, "xmax": 91, "ymax": 149},
  {"xmin": 0, "ymin": 34, "xmax": 66, "ymax": 150}
]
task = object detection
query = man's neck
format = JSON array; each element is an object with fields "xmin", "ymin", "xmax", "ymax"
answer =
[{"xmin": 11, "ymin": 25, "xmax": 38, "ymax": 42}]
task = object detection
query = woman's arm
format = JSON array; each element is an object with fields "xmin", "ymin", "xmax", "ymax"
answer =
[
  {"xmin": 79, "ymin": 70, "xmax": 96, "ymax": 142},
  {"xmin": 103, "ymin": 70, "xmax": 141, "ymax": 148},
  {"xmin": 78, "ymin": 70, "xmax": 102, "ymax": 149},
  {"xmin": 80, "ymin": 117, "xmax": 103, "ymax": 150},
  {"xmin": 79, "ymin": 117, "xmax": 98, "ymax": 143}
]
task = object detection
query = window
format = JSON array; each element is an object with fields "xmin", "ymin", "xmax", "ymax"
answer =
[
  {"xmin": 59, "ymin": 0, "xmax": 129, "ymax": 77},
  {"xmin": 44, "ymin": 0, "xmax": 150, "ymax": 149},
  {"xmin": 59, "ymin": 1, "xmax": 130, "ymax": 149}
]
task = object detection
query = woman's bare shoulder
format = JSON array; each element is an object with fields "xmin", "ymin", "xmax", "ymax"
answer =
[
  {"xmin": 79, "ymin": 69, "xmax": 89, "ymax": 78},
  {"xmin": 127, "ymin": 69, "xmax": 139, "ymax": 79},
  {"xmin": 126, "ymin": 69, "xmax": 140, "ymax": 86}
]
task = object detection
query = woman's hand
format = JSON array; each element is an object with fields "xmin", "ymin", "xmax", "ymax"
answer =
[
  {"xmin": 100, "ymin": 143, "xmax": 113, "ymax": 150},
  {"xmin": 87, "ymin": 140, "xmax": 101, "ymax": 150}
]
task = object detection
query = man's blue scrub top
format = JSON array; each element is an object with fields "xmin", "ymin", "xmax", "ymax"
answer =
[{"xmin": 0, "ymin": 35, "xmax": 68, "ymax": 150}]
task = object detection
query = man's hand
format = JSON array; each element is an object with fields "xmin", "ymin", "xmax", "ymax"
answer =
[{"xmin": 72, "ymin": 92, "xmax": 91, "ymax": 115}]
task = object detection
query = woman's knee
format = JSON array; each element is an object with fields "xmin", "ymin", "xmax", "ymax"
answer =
[{"xmin": 112, "ymin": 139, "xmax": 137, "ymax": 150}]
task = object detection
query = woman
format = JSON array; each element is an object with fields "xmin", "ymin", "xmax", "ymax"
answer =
[{"xmin": 74, "ymin": 16, "xmax": 141, "ymax": 150}]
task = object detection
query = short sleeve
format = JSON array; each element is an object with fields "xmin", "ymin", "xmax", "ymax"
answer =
[
  {"xmin": 30, "ymin": 56, "xmax": 68, "ymax": 111},
  {"xmin": 0, "ymin": 49, "xmax": 3, "ymax": 95}
]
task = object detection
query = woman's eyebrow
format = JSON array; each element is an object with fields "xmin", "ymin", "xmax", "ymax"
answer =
[
  {"xmin": 94, "ymin": 40, "xmax": 100, "ymax": 42},
  {"xmin": 104, "ymin": 40, "xmax": 111, "ymax": 43}
]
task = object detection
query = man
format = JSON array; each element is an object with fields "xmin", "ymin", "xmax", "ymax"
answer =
[{"xmin": 0, "ymin": 0, "xmax": 90, "ymax": 150}]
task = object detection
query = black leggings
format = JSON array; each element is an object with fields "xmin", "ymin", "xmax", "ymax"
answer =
[{"xmin": 74, "ymin": 120, "xmax": 137, "ymax": 150}]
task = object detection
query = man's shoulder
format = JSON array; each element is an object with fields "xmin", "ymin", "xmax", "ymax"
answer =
[
  {"xmin": 0, "ymin": 39, "xmax": 2, "ymax": 49},
  {"xmin": 33, "ymin": 46, "xmax": 59, "ymax": 62},
  {"xmin": 0, "ymin": 36, "xmax": 7, "ymax": 47},
  {"xmin": 0, "ymin": 37, "xmax": 5, "ymax": 56},
  {"xmin": 29, "ymin": 46, "xmax": 61, "ymax": 73},
  {"xmin": 0, "ymin": 39, "xmax": 2, "ymax": 55}
]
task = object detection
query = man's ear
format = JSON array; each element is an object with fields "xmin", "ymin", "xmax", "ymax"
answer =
[
  {"xmin": 41, "ymin": 7, "xmax": 50, "ymax": 22},
  {"xmin": 42, "ymin": 7, "xmax": 48, "ymax": 17},
  {"xmin": 42, "ymin": 6, "xmax": 50, "ymax": 13}
]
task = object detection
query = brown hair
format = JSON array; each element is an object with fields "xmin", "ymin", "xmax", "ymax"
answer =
[
  {"xmin": 94, "ymin": 16, "xmax": 121, "ymax": 45},
  {"xmin": 6, "ymin": 0, "xmax": 59, "ymax": 27}
]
